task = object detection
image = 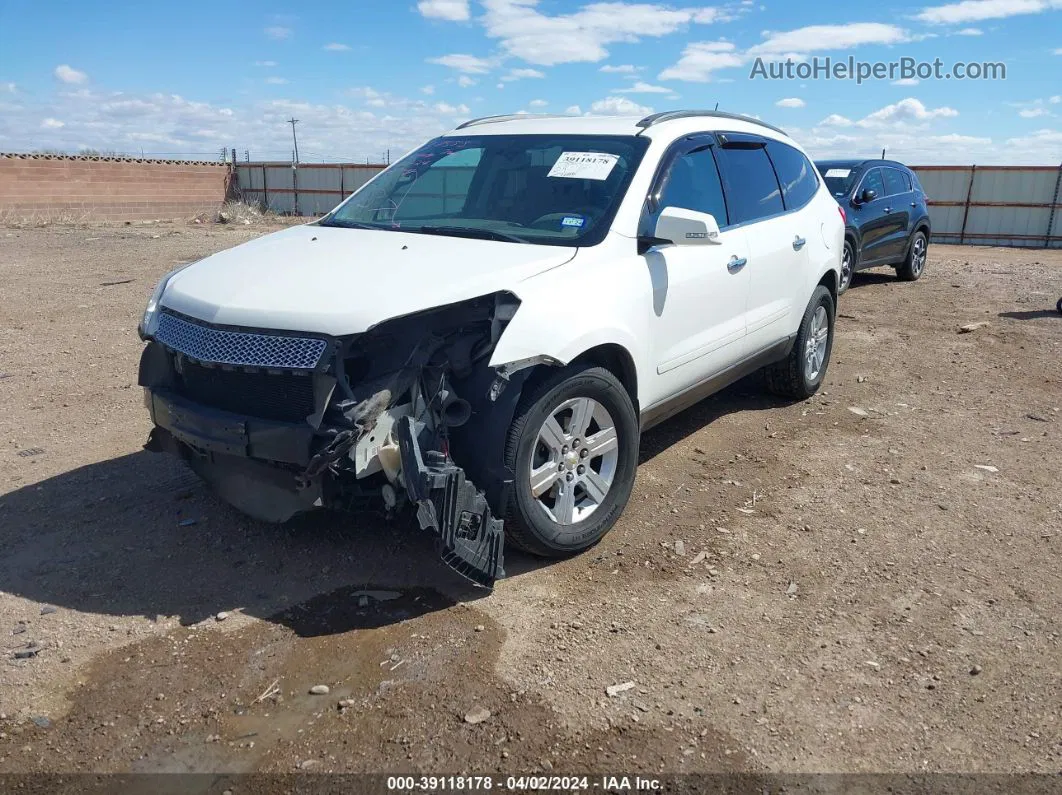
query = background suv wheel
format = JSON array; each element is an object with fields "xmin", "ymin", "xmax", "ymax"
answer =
[
  {"xmin": 503, "ymin": 365, "xmax": 639, "ymax": 558},
  {"xmin": 898, "ymin": 230, "xmax": 928, "ymax": 281},
  {"xmin": 839, "ymin": 240, "xmax": 855, "ymax": 295}
]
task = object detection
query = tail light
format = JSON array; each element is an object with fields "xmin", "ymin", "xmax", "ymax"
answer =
[{"xmin": 837, "ymin": 204, "xmax": 846, "ymax": 224}]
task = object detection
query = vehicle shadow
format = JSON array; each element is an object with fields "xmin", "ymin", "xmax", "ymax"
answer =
[
  {"xmin": 845, "ymin": 270, "xmax": 897, "ymax": 290},
  {"xmin": 0, "ymin": 377, "xmax": 792, "ymax": 633},
  {"xmin": 998, "ymin": 309, "xmax": 1059, "ymax": 321},
  {"xmin": 0, "ymin": 451, "xmax": 489, "ymax": 636}
]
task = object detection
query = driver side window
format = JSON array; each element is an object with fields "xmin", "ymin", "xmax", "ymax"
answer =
[
  {"xmin": 657, "ymin": 146, "xmax": 729, "ymax": 226},
  {"xmin": 860, "ymin": 169, "xmax": 885, "ymax": 200}
]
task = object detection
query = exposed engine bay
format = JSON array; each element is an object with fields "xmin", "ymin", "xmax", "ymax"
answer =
[{"xmin": 139, "ymin": 291, "xmax": 541, "ymax": 589}]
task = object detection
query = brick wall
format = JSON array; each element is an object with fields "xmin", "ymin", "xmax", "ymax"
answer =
[{"xmin": 0, "ymin": 154, "xmax": 233, "ymax": 221}]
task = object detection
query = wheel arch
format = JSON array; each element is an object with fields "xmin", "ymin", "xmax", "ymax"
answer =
[{"xmin": 817, "ymin": 268, "xmax": 838, "ymax": 308}]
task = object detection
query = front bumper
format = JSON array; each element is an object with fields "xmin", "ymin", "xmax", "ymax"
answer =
[{"xmin": 145, "ymin": 387, "xmax": 314, "ymax": 466}]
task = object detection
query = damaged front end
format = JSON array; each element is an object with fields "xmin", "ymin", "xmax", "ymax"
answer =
[{"xmin": 139, "ymin": 291, "xmax": 526, "ymax": 588}]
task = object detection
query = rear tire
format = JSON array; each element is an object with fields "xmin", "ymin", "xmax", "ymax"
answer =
[
  {"xmin": 502, "ymin": 365, "xmax": 639, "ymax": 558},
  {"xmin": 764, "ymin": 285, "xmax": 835, "ymax": 400},
  {"xmin": 897, "ymin": 230, "xmax": 928, "ymax": 281}
]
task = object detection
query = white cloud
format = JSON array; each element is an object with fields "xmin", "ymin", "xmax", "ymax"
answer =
[
  {"xmin": 427, "ymin": 53, "xmax": 494, "ymax": 73},
  {"xmin": 916, "ymin": 0, "xmax": 1062, "ymax": 24},
  {"xmin": 658, "ymin": 41, "xmax": 743, "ymax": 82},
  {"xmin": 481, "ymin": 0, "xmax": 721, "ymax": 66},
  {"xmin": 599, "ymin": 64, "xmax": 640, "ymax": 73},
  {"xmin": 565, "ymin": 104, "xmax": 582, "ymax": 115},
  {"xmin": 817, "ymin": 113, "xmax": 854, "ymax": 127},
  {"xmin": 856, "ymin": 98, "xmax": 958, "ymax": 127},
  {"xmin": 433, "ymin": 101, "xmax": 471, "ymax": 114},
  {"xmin": 54, "ymin": 65, "xmax": 87, "ymax": 85},
  {"xmin": 1050, "ymin": 95, "xmax": 1061, "ymax": 103},
  {"xmin": 1004, "ymin": 127, "xmax": 1062, "ymax": 160},
  {"xmin": 500, "ymin": 67, "xmax": 546, "ymax": 82},
  {"xmin": 617, "ymin": 81, "xmax": 672, "ymax": 94},
  {"xmin": 954, "ymin": 26, "xmax": 985, "ymax": 33},
  {"xmin": 529, "ymin": 99, "xmax": 548, "ymax": 107},
  {"xmin": 421, "ymin": 85, "xmax": 435, "ymax": 95},
  {"xmin": 417, "ymin": 0, "xmax": 471, "ymax": 21},
  {"xmin": 264, "ymin": 26, "xmax": 292, "ymax": 40},
  {"xmin": 41, "ymin": 118, "xmax": 65, "ymax": 129},
  {"xmin": 457, "ymin": 75, "xmax": 477, "ymax": 87},
  {"xmin": 323, "ymin": 43, "xmax": 351, "ymax": 51},
  {"xmin": 1055, "ymin": 47, "xmax": 1062, "ymax": 54},
  {"xmin": 892, "ymin": 77, "xmax": 921, "ymax": 85},
  {"xmin": 265, "ymin": 77, "xmax": 289, "ymax": 85},
  {"xmin": 1019, "ymin": 107, "xmax": 1050, "ymax": 117},
  {"xmin": 254, "ymin": 60, "xmax": 277, "ymax": 67},
  {"xmin": 589, "ymin": 96, "xmax": 654, "ymax": 116},
  {"xmin": 2, "ymin": 82, "xmax": 15, "ymax": 93},
  {"xmin": 775, "ymin": 97, "xmax": 805, "ymax": 108},
  {"xmin": 748, "ymin": 23, "xmax": 908, "ymax": 54}
]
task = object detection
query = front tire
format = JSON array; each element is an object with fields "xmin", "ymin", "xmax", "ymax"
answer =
[
  {"xmin": 502, "ymin": 365, "xmax": 639, "ymax": 558},
  {"xmin": 838, "ymin": 240, "xmax": 855, "ymax": 295},
  {"xmin": 764, "ymin": 285, "xmax": 835, "ymax": 400},
  {"xmin": 897, "ymin": 230, "xmax": 928, "ymax": 281}
]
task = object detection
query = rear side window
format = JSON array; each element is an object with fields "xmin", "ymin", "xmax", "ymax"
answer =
[
  {"xmin": 883, "ymin": 168, "xmax": 908, "ymax": 197},
  {"xmin": 766, "ymin": 142, "xmax": 819, "ymax": 210},
  {"xmin": 718, "ymin": 146, "xmax": 784, "ymax": 224},
  {"xmin": 900, "ymin": 170, "xmax": 913, "ymax": 191},
  {"xmin": 860, "ymin": 169, "xmax": 885, "ymax": 199},
  {"xmin": 656, "ymin": 145, "xmax": 728, "ymax": 225}
]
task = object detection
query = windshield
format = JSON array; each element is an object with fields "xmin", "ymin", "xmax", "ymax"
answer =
[
  {"xmin": 321, "ymin": 134, "xmax": 650, "ymax": 246},
  {"xmin": 817, "ymin": 165, "xmax": 860, "ymax": 198}
]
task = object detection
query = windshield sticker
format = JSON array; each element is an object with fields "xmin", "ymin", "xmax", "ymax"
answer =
[
  {"xmin": 561, "ymin": 215, "xmax": 585, "ymax": 228},
  {"xmin": 824, "ymin": 168, "xmax": 851, "ymax": 178},
  {"xmin": 548, "ymin": 152, "xmax": 619, "ymax": 181}
]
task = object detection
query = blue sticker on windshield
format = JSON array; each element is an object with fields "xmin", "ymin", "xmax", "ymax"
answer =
[{"xmin": 561, "ymin": 215, "xmax": 585, "ymax": 228}]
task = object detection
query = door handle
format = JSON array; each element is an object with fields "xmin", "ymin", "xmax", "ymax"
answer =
[
  {"xmin": 727, "ymin": 255, "xmax": 747, "ymax": 272},
  {"xmin": 910, "ymin": 202, "xmax": 917, "ymax": 207},
  {"xmin": 792, "ymin": 236, "xmax": 806, "ymax": 251},
  {"xmin": 883, "ymin": 207, "xmax": 892, "ymax": 214}
]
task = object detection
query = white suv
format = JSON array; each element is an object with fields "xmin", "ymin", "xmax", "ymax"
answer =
[{"xmin": 138, "ymin": 110, "xmax": 843, "ymax": 587}]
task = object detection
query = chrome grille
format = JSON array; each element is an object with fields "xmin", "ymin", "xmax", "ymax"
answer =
[{"xmin": 155, "ymin": 310, "xmax": 327, "ymax": 370}]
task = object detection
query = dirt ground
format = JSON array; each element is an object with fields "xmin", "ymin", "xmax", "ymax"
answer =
[{"xmin": 0, "ymin": 222, "xmax": 1060, "ymax": 782}]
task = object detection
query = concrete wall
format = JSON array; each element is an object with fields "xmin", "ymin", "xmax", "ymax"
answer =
[{"xmin": 0, "ymin": 153, "xmax": 232, "ymax": 221}]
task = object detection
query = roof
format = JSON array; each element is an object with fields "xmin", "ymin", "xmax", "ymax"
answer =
[
  {"xmin": 815, "ymin": 158, "xmax": 912, "ymax": 170},
  {"xmin": 443, "ymin": 111, "xmax": 795, "ymax": 145}
]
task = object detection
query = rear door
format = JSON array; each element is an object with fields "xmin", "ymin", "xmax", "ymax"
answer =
[
  {"xmin": 642, "ymin": 136, "xmax": 752, "ymax": 397},
  {"xmin": 715, "ymin": 135, "xmax": 803, "ymax": 353},
  {"xmin": 880, "ymin": 167, "xmax": 912, "ymax": 260}
]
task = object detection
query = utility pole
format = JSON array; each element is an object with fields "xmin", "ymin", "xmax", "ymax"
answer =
[{"xmin": 288, "ymin": 117, "xmax": 300, "ymax": 164}]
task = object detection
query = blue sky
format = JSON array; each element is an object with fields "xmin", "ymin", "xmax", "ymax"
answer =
[{"xmin": 1, "ymin": 0, "xmax": 1060, "ymax": 163}]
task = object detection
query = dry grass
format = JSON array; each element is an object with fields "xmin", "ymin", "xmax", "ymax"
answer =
[{"xmin": 0, "ymin": 207, "xmax": 94, "ymax": 228}]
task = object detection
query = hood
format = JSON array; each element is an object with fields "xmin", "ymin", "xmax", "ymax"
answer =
[{"xmin": 160, "ymin": 225, "xmax": 577, "ymax": 336}]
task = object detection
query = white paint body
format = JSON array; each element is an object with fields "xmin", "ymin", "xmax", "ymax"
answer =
[{"xmin": 156, "ymin": 114, "xmax": 843, "ymax": 420}]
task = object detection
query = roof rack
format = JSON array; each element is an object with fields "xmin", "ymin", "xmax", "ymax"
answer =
[
  {"xmin": 636, "ymin": 110, "xmax": 788, "ymax": 137},
  {"xmin": 455, "ymin": 113, "xmax": 569, "ymax": 130}
]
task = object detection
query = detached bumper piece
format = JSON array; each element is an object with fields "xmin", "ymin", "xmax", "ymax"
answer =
[{"xmin": 396, "ymin": 416, "xmax": 505, "ymax": 589}]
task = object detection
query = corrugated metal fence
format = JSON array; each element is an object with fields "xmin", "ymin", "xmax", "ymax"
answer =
[
  {"xmin": 234, "ymin": 162, "xmax": 386, "ymax": 217},
  {"xmin": 910, "ymin": 165, "xmax": 1061, "ymax": 248},
  {"xmin": 234, "ymin": 161, "xmax": 1062, "ymax": 249}
]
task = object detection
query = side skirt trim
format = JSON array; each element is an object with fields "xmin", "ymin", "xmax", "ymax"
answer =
[{"xmin": 639, "ymin": 335, "xmax": 795, "ymax": 432}]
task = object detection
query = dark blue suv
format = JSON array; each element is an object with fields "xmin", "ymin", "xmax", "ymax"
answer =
[{"xmin": 815, "ymin": 159, "xmax": 931, "ymax": 294}]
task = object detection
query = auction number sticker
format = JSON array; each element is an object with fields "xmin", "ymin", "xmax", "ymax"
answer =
[
  {"xmin": 824, "ymin": 168, "xmax": 851, "ymax": 178},
  {"xmin": 548, "ymin": 152, "xmax": 619, "ymax": 180}
]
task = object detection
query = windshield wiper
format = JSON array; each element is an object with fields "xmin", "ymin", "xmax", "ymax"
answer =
[
  {"xmin": 317, "ymin": 218, "xmax": 383, "ymax": 230},
  {"xmin": 415, "ymin": 225, "xmax": 529, "ymax": 244}
]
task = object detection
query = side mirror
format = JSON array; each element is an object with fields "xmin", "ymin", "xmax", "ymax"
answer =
[
  {"xmin": 653, "ymin": 206, "xmax": 722, "ymax": 246},
  {"xmin": 858, "ymin": 188, "xmax": 877, "ymax": 204}
]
